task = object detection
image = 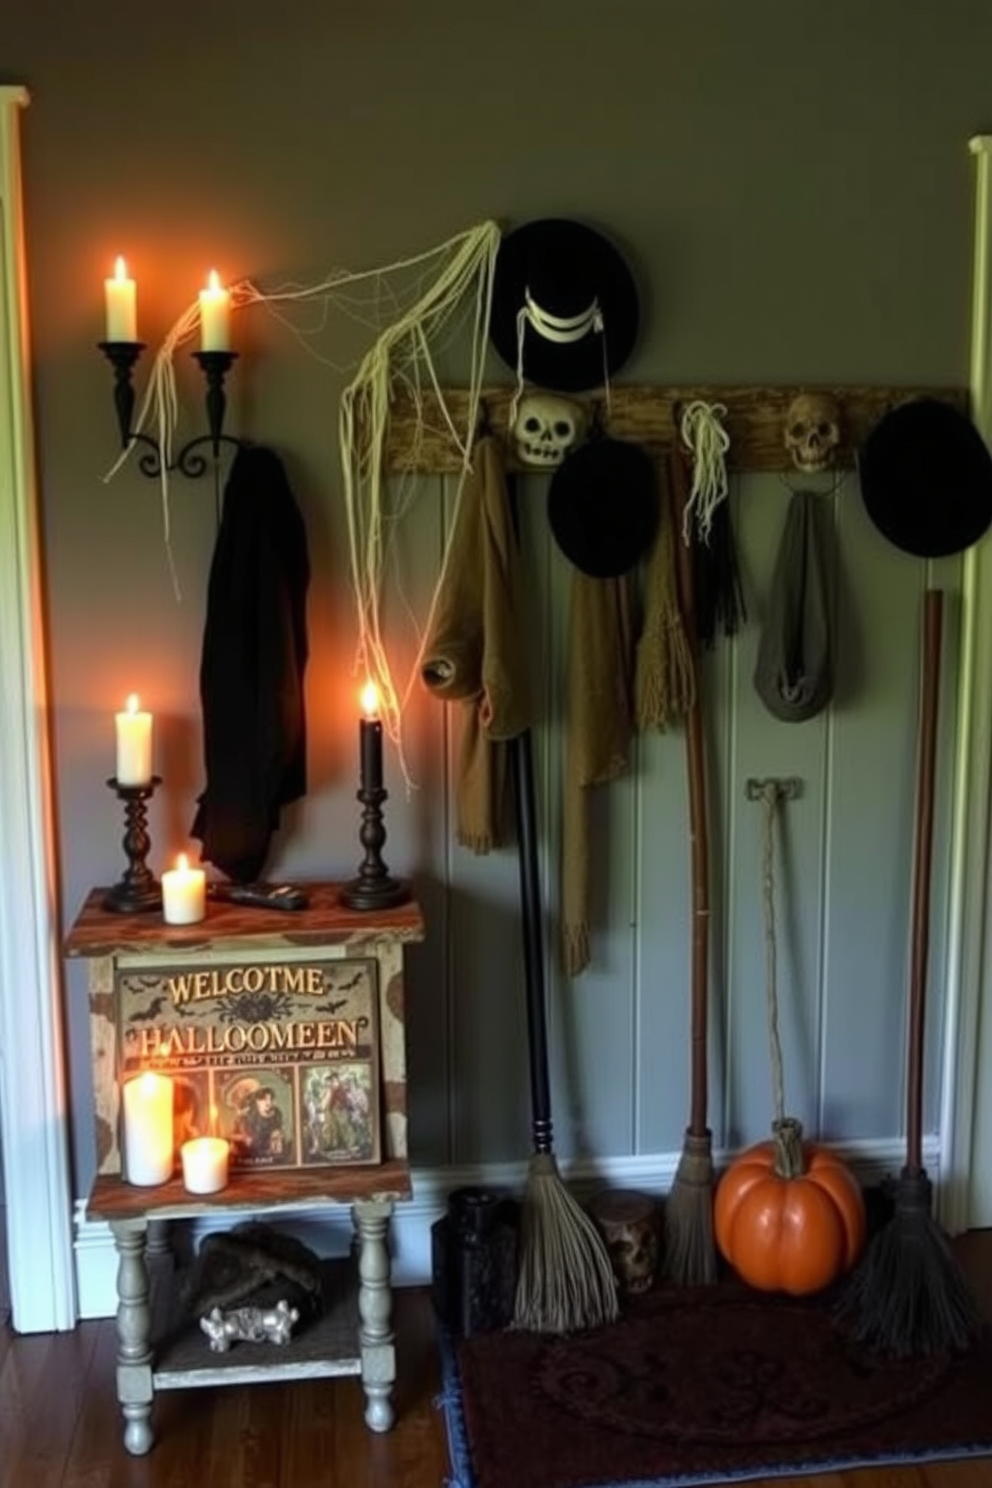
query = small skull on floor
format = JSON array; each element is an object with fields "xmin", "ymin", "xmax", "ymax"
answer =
[{"xmin": 200, "ymin": 1297, "xmax": 300, "ymax": 1352}]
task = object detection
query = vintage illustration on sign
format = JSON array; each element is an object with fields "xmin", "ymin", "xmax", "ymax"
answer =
[{"xmin": 116, "ymin": 955, "xmax": 381, "ymax": 1172}]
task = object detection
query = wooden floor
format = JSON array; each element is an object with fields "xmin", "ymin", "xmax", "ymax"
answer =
[{"xmin": 1, "ymin": 1233, "xmax": 991, "ymax": 1488}]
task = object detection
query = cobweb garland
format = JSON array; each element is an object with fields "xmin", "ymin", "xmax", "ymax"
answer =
[{"xmin": 104, "ymin": 221, "xmax": 502, "ymax": 785}]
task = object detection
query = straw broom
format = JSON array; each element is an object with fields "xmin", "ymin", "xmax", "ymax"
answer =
[
  {"xmin": 837, "ymin": 588, "xmax": 983, "ymax": 1356},
  {"xmin": 503, "ymin": 473, "xmax": 617, "ymax": 1334},
  {"xmin": 509, "ymin": 725, "xmax": 619, "ymax": 1333},
  {"xmin": 663, "ymin": 446, "xmax": 718, "ymax": 1286}
]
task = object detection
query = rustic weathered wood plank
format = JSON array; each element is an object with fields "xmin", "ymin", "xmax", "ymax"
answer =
[
  {"xmin": 64, "ymin": 881, "xmax": 426, "ymax": 959},
  {"xmin": 381, "ymin": 383, "xmax": 970, "ymax": 473},
  {"xmin": 86, "ymin": 1159, "xmax": 412, "ymax": 1220}
]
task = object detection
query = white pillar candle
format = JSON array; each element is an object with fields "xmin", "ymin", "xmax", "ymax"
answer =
[
  {"xmin": 104, "ymin": 255, "xmax": 137, "ymax": 342},
  {"xmin": 161, "ymin": 853, "xmax": 206, "ymax": 925},
  {"xmin": 199, "ymin": 269, "xmax": 231, "ymax": 351},
  {"xmin": 122, "ymin": 1071, "xmax": 174, "ymax": 1186},
  {"xmin": 180, "ymin": 1136, "xmax": 230, "ymax": 1195},
  {"xmin": 115, "ymin": 693, "xmax": 153, "ymax": 785}
]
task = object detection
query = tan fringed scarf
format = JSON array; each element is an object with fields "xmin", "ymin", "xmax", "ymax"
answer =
[
  {"xmin": 634, "ymin": 459, "xmax": 696, "ymax": 732},
  {"xmin": 562, "ymin": 569, "xmax": 636, "ymax": 976},
  {"xmin": 421, "ymin": 435, "xmax": 532, "ymax": 852}
]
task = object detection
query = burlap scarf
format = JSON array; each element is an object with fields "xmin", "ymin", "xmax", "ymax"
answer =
[
  {"xmin": 562, "ymin": 568, "xmax": 636, "ymax": 976},
  {"xmin": 562, "ymin": 456, "xmax": 694, "ymax": 977},
  {"xmin": 421, "ymin": 436, "xmax": 532, "ymax": 851}
]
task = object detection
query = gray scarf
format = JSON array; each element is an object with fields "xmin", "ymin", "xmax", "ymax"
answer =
[{"xmin": 754, "ymin": 490, "xmax": 834, "ymax": 723}]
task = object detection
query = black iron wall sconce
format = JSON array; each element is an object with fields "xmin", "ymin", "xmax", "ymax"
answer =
[{"xmin": 99, "ymin": 258, "xmax": 243, "ymax": 479}]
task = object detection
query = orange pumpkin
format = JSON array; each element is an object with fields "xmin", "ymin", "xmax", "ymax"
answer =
[{"xmin": 714, "ymin": 1118, "xmax": 867, "ymax": 1296}]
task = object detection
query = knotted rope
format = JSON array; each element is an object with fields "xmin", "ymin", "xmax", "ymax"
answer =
[{"xmin": 679, "ymin": 400, "xmax": 730, "ymax": 546}]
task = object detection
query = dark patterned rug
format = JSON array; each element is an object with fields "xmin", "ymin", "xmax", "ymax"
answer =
[{"xmin": 437, "ymin": 1282, "xmax": 992, "ymax": 1488}]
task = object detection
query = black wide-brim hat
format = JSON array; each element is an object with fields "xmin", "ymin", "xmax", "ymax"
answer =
[
  {"xmin": 858, "ymin": 397, "xmax": 992, "ymax": 558},
  {"xmin": 548, "ymin": 436, "xmax": 659, "ymax": 578},
  {"xmin": 489, "ymin": 218, "xmax": 639, "ymax": 394}
]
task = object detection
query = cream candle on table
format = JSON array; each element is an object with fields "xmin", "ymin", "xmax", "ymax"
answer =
[
  {"xmin": 122, "ymin": 1071, "xmax": 174, "ymax": 1186},
  {"xmin": 161, "ymin": 853, "xmax": 206, "ymax": 925},
  {"xmin": 180, "ymin": 1136, "xmax": 230, "ymax": 1195},
  {"xmin": 104, "ymin": 255, "xmax": 137, "ymax": 342},
  {"xmin": 115, "ymin": 693, "xmax": 153, "ymax": 785},
  {"xmin": 199, "ymin": 269, "xmax": 231, "ymax": 351}
]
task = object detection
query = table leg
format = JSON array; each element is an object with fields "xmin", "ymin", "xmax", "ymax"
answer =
[
  {"xmin": 351, "ymin": 1198, "xmax": 395, "ymax": 1433},
  {"xmin": 109, "ymin": 1218, "xmax": 155, "ymax": 1456}
]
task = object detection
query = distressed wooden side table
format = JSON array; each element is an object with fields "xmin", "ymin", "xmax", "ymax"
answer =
[{"xmin": 65, "ymin": 883, "xmax": 425, "ymax": 1456}]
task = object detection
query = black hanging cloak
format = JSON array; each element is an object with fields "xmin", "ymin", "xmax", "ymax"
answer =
[{"xmin": 191, "ymin": 444, "xmax": 311, "ymax": 881}]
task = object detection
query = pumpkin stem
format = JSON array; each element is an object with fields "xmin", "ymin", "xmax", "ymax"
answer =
[{"xmin": 772, "ymin": 1116, "xmax": 806, "ymax": 1179}]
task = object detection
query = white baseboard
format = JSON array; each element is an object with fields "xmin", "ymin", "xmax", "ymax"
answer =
[{"xmin": 72, "ymin": 1135, "xmax": 941, "ymax": 1321}]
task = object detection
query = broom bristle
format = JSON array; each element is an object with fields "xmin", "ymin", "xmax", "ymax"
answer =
[
  {"xmin": 663, "ymin": 1131, "xmax": 718, "ymax": 1286},
  {"xmin": 513, "ymin": 1153, "xmax": 619, "ymax": 1334},
  {"xmin": 836, "ymin": 1169, "xmax": 984, "ymax": 1357}
]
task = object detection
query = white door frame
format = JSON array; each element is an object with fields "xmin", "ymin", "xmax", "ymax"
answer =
[
  {"xmin": 0, "ymin": 85, "xmax": 76, "ymax": 1332},
  {"xmin": 944, "ymin": 136, "xmax": 992, "ymax": 1232}
]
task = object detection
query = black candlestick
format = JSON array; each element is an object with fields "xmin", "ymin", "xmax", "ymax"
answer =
[
  {"xmin": 103, "ymin": 776, "xmax": 163, "ymax": 913},
  {"xmin": 340, "ymin": 783, "xmax": 408, "ymax": 911}
]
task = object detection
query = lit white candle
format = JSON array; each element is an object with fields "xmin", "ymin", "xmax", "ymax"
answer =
[
  {"xmin": 161, "ymin": 853, "xmax": 206, "ymax": 925},
  {"xmin": 181, "ymin": 1135, "xmax": 230, "ymax": 1194},
  {"xmin": 122, "ymin": 1071, "xmax": 174, "ymax": 1186},
  {"xmin": 199, "ymin": 269, "xmax": 231, "ymax": 351},
  {"xmin": 115, "ymin": 693, "xmax": 153, "ymax": 785},
  {"xmin": 104, "ymin": 255, "xmax": 137, "ymax": 343}
]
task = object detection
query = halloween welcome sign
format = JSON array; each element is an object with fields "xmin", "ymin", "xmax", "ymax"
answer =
[{"xmin": 115, "ymin": 954, "xmax": 382, "ymax": 1172}]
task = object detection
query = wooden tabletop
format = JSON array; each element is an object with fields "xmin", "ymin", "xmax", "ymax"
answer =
[
  {"xmin": 86, "ymin": 1157, "xmax": 413, "ymax": 1220},
  {"xmin": 64, "ymin": 882, "xmax": 426, "ymax": 958}
]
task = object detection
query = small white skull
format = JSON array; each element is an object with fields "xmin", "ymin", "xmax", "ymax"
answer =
[
  {"xmin": 784, "ymin": 393, "xmax": 842, "ymax": 473},
  {"xmin": 512, "ymin": 392, "xmax": 587, "ymax": 468}
]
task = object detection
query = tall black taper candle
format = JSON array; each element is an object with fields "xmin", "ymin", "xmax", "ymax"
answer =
[
  {"xmin": 359, "ymin": 685, "xmax": 383, "ymax": 793},
  {"xmin": 341, "ymin": 681, "xmax": 408, "ymax": 911}
]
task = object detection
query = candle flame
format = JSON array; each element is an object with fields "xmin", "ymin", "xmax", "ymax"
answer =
[
  {"xmin": 206, "ymin": 268, "xmax": 222, "ymax": 292},
  {"xmin": 114, "ymin": 255, "xmax": 129, "ymax": 282},
  {"xmin": 125, "ymin": 692, "xmax": 140, "ymax": 714},
  {"xmin": 361, "ymin": 680, "xmax": 380, "ymax": 719},
  {"xmin": 138, "ymin": 1070, "xmax": 161, "ymax": 1093},
  {"xmin": 177, "ymin": 852, "xmax": 189, "ymax": 873}
]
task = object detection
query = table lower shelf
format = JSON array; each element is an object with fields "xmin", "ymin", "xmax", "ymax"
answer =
[{"xmin": 152, "ymin": 1256, "xmax": 361, "ymax": 1390}]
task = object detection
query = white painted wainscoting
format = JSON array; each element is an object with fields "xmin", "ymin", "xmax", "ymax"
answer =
[{"xmin": 73, "ymin": 1137, "xmax": 940, "ymax": 1318}]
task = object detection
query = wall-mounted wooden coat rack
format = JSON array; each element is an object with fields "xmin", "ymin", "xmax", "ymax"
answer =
[{"xmin": 381, "ymin": 383, "xmax": 969, "ymax": 475}]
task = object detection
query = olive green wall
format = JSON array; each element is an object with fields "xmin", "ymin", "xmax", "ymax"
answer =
[{"xmin": 4, "ymin": 0, "xmax": 989, "ymax": 1194}]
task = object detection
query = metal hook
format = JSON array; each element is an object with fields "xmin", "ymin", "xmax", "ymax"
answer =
[{"xmin": 745, "ymin": 776, "xmax": 802, "ymax": 802}]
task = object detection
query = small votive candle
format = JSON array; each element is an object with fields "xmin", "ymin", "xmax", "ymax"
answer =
[
  {"xmin": 181, "ymin": 1136, "xmax": 230, "ymax": 1195},
  {"xmin": 162, "ymin": 853, "xmax": 206, "ymax": 925},
  {"xmin": 122, "ymin": 1071, "xmax": 174, "ymax": 1186},
  {"xmin": 115, "ymin": 693, "xmax": 153, "ymax": 786}
]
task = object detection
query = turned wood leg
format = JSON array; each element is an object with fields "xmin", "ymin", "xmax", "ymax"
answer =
[
  {"xmin": 110, "ymin": 1219, "xmax": 155, "ymax": 1456},
  {"xmin": 145, "ymin": 1218, "xmax": 172, "ymax": 1262},
  {"xmin": 352, "ymin": 1198, "xmax": 395, "ymax": 1433}
]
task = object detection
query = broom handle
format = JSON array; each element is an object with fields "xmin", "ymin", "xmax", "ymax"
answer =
[
  {"xmin": 504, "ymin": 472, "xmax": 553, "ymax": 1154},
  {"xmin": 510, "ymin": 730, "xmax": 554, "ymax": 1153},
  {"xmin": 669, "ymin": 448, "xmax": 710, "ymax": 1137},
  {"xmin": 905, "ymin": 587, "xmax": 943, "ymax": 1177}
]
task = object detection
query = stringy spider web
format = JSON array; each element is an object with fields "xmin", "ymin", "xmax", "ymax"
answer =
[{"xmin": 104, "ymin": 220, "xmax": 502, "ymax": 789}]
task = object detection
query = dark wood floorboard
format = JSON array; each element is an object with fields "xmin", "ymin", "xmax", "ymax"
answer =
[{"xmin": 0, "ymin": 1235, "xmax": 990, "ymax": 1488}]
